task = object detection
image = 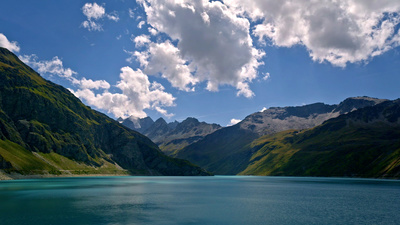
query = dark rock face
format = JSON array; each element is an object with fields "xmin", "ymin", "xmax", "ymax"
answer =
[
  {"xmin": 0, "ymin": 155, "xmax": 12, "ymax": 169},
  {"xmin": 0, "ymin": 47, "xmax": 210, "ymax": 176}
]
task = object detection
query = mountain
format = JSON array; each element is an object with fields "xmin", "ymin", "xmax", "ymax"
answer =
[
  {"xmin": 0, "ymin": 47, "xmax": 209, "ymax": 178},
  {"xmin": 144, "ymin": 118, "xmax": 172, "ymax": 143},
  {"xmin": 118, "ymin": 116, "xmax": 154, "ymax": 134},
  {"xmin": 239, "ymin": 99, "xmax": 400, "ymax": 178},
  {"xmin": 175, "ymin": 97, "xmax": 387, "ymax": 175},
  {"xmin": 119, "ymin": 116, "xmax": 221, "ymax": 155},
  {"xmin": 158, "ymin": 117, "xmax": 222, "ymax": 155}
]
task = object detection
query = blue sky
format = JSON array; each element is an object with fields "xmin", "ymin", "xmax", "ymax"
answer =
[{"xmin": 1, "ymin": 0, "xmax": 400, "ymax": 126}]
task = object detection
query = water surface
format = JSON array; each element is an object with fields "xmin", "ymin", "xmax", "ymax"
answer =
[{"xmin": 0, "ymin": 176, "xmax": 399, "ymax": 224}]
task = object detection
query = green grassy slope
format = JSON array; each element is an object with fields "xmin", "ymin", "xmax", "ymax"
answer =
[
  {"xmin": 0, "ymin": 47, "xmax": 209, "ymax": 177},
  {"xmin": 175, "ymin": 125, "xmax": 259, "ymax": 174},
  {"xmin": 240, "ymin": 100, "xmax": 400, "ymax": 178}
]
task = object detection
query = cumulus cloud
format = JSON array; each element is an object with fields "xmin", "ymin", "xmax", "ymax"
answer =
[
  {"xmin": 72, "ymin": 67, "xmax": 175, "ymax": 118},
  {"xmin": 132, "ymin": 34, "xmax": 151, "ymax": 48},
  {"xmin": 0, "ymin": 33, "xmax": 20, "ymax": 53},
  {"xmin": 131, "ymin": 40, "xmax": 198, "ymax": 91},
  {"xmin": 81, "ymin": 2, "xmax": 119, "ymax": 31},
  {"xmin": 20, "ymin": 54, "xmax": 111, "ymax": 90},
  {"xmin": 228, "ymin": 118, "xmax": 241, "ymax": 126},
  {"xmin": 19, "ymin": 54, "xmax": 77, "ymax": 79},
  {"xmin": 225, "ymin": 0, "xmax": 400, "ymax": 67},
  {"xmin": 137, "ymin": 0, "xmax": 265, "ymax": 97},
  {"xmin": 148, "ymin": 27, "xmax": 158, "ymax": 36},
  {"xmin": 74, "ymin": 78, "xmax": 110, "ymax": 90},
  {"xmin": 20, "ymin": 54, "xmax": 175, "ymax": 118}
]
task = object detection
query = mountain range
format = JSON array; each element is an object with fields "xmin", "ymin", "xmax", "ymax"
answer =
[
  {"xmin": 1, "ymin": 46, "xmax": 399, "ymax": 179},
  {"xmin": 0, "ymin": 47, "xmax": 209, "ymax": 179},
  {"xmin": 118, "ymin": 116, "xmax": 221, "ymax": 155},
  {"xmin": 173, "ymin": 96, "xmax": 400, "ymax": 177},
  {"xmin": 239, "ymin": 99, "xmax": 400, "ymax": 177}
]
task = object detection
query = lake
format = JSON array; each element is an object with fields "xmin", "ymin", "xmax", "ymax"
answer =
[{"xmin": 0, "ymin": 176, "xmax": 399, "ymax": 224}]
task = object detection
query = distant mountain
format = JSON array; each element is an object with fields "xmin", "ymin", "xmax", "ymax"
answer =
[
  {"xmin": 118, "ymin": 116, "xmax": 154, "ymax": 134},
  {"xmin": 0, "ymin": 47, "xmax": 209, "ymax": 178},
  {"xmin": 158, "ymin": 117, "xmax": 222, "ymax": 155},
  {"xmin": 119, "ymin": 116, "xmax": 221, "ymax": 155},
  {"xmin": 240, "ymin": 97, "xmax": 386, "ymax": 136},
  {"xmin": 239, "ymin": 99, "xmax": 400, "ymax": 178},
  {"xmin": 175, "ymin": 97, "xmax": 388, "ymax": 175}
]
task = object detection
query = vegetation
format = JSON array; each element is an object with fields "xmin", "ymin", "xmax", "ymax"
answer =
[
  {"xmin": 0, "ymin": 47, "xmax": 210, "ymax": 178},
  {"xmin": 240, "ymin": 101, "xmax": 400, "ymax": 178}
]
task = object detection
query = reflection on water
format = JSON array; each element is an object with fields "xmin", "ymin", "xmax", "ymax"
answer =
[{"xmin": 0, "ymin": 176, "xmax": 399, "ymax": 224}]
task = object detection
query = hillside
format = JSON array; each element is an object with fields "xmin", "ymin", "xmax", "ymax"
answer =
[
  {"xmin": 240, "ymin": 100, "xmax": 400, "ymax": 178},
  {"xmin": 0, "ymin": 47, "xmax": 209, "ymax": 178},
  {"xmin": 175, "ymin": 97, "xmax": 387, "ymax": 175}
]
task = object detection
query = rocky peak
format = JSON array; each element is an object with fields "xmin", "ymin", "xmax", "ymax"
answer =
[
  {"xmin": 239, "ymin": 97, "xmax": 386, "ymax": 135},
  {"xmin": 120, "ymin": 116, "xmax": 154, "ymax": 133},
  {"xmin": 177, "ymin": 117, "xmax": 200, "ymax": 129},
  {"xmin": 167, "ymin": 120, "xmax": 179, "ymax": 130},
  {"xmin": 154, "ymin": 117, "xmax": 168, "ymax": 126},
  {"xmin": 334, "ymin": 96, "xmax": 388, "ymax": 114}
]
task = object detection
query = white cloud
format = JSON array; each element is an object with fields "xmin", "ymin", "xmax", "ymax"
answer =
[
  {"xmin": 19, "ymin": 54, "xmax": 77, "ymax": 79},
  {"xmin": 148, "ymin": 27, "xmax": 158, "ymax": 36},
  {"xmin": 20, "ymin": 53, "xmax": 175, "ymax": 118},
  {"xmin": 129, "ymin": 8, "xmax": 135, "ymax": 18},
  {"xmin": 20, "ymin": 54, "xmax": 111, "ymax": 91},
  {"xmin": 137, "ymin": 0, "xmax": 265, "ymax": 98},
  {"xmin": 81, "ymin": 2, "xmax": 119, "ymax": 31},
  {"xmin": 0, "ymin": 33, "xmax": 20, "ymax": 53},
  {"xmin": 132, "ymin": 34, "xmax": 151, "ymax": 48},
  {"xmin": 260, "ymin": 107, "xmax": 267, "ymax": 112},
  {"xmin": 73, "ymin": 77, "xmax": 110, "ymax": 90},
  {"xmin": 131, "ymin": 40, "xmax": 198, "ymax": 91},
  {"xmin": 82, "ymin": 2, "xmax": 105, "ymax": 20},
  {"xmin": 82, "ymin": 20, "xmax": 103, "ymax": 31},
  {"xmin": 107, "ymin": 11, "xmax": 120, "ymax": 22},
  {"xmin": 72, "ymin": 67, "xmax": 176, "ymax": 118},
  {"xmin": 137, "ymin": 21, "xmax": 146, "ymax": 29},
  {"xmin": 225, "ymin": 0, "xmax": 400, "ymax": 67},
  {"xmin": 228, "ymin": 118, "xmax": 241, "ymax": 126},
  {"xmin": 263, "ymin": 72, "xmax": 270, "ymax": 80}
]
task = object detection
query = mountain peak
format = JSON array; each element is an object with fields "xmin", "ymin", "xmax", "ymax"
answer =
[
  {"xmin": 334, "ymin": 96, "xmax": 388, "ymax": 114},
  {"xmin": 180, "ymin": 117, "xmax": 200, "ymax": 125},
  {"xmin": 154, "ymin": 117, "xmax": 167, "ymax": 125}
]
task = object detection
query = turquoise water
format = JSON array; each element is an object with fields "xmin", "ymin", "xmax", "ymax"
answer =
[{"xmin": 0, "ymin": 176, "xmax": 399, "ymax": 224}]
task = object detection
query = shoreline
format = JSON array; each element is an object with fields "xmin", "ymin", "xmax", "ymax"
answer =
[{"xmin": 0, "ymin": 170, "xmax": 130, "ymax": 181}]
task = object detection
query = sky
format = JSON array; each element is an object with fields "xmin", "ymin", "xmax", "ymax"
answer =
[{"xmin": 1, "ymin": 0, "xmax": 400, "ymax": 126}]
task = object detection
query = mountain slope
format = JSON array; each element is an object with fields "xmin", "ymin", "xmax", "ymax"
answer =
[
  {"xmin": 0, "ymin": 47, "xmax": 209, "ymax": 178},
  {"xmin": 175, "ymin": 97, "xmax": 387, "ymax": 175},
  {"xmin": 239, "ymin": 100, "xmax": 400, "ymax": 178}
]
